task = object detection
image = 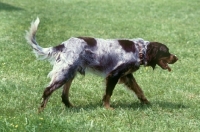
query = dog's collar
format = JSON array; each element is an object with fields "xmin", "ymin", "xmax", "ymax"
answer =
[{"xmin": 133, "ymin": 38, "xmax": 149, "ymax": 66}]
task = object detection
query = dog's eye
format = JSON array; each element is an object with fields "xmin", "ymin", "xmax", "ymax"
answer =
[{"xmin": 163, "ymin": 52, "xmax": 170, "ymax": 56}]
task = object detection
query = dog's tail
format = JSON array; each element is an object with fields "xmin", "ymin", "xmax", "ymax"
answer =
[{"xmin": 26, "ymin": 17, "xmax": 57, "ymax": 64}]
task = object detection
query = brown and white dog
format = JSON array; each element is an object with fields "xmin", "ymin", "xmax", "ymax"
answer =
[{"xmin": 26, "ymin": 18, "xmax": 178, "ymax": 112}]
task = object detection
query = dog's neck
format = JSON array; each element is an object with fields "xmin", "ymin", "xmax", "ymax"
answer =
[{"xmin": 133, "ymin": 38, "xmax": 149, "ymax": 66}]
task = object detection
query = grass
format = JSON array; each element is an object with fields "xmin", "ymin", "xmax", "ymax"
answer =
[{"xmin": 0, "ymin": 0, "xmax": 200, "ymax": 131}]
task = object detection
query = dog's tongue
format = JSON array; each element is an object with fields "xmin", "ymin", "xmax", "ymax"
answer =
[{"xmin": 166, "ymin": 64, "xmax": 171, "ymax": 72}]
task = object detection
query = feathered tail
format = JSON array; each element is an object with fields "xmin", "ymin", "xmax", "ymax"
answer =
[{"xmin": 25, "ymin": 17, "xmax": 57, "ymax": 64}]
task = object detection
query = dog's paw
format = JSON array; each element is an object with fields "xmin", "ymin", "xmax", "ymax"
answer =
[
  {"xmin": 141, "ymin": 99, "xmax": 150, "ymax": 105},
  {"xmin": 104, "ymin": 106, "xmax": 114, "ymax": 110},
  {"xmin": 38, "ymin": 107, "xmax": 44, "ymax": 113}
]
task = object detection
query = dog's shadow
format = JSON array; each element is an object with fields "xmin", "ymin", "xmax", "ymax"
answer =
[
  {"xmin": 112, "ymin": 101, "xmax": 188, "ymax": 110},
  {"xmin": 152, "ymin": 101, "xmax": 188, "ymax": 109},
  {"xmin": 64, "ymin": 100, "xmax": 188, "ymax": 112},
  {"xmin": 0, "ymin": 2, "xmax": 24, "ymax": 11}
]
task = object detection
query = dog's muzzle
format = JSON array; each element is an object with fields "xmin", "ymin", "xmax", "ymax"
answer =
[{"xmin": 169, "ymin": 54, "xmax": 178, "ymax": 64}]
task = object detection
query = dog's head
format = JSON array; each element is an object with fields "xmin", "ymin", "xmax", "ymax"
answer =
[{"xmin": 146, "ymin": 42, "xmax": 178, "ymax": 71}]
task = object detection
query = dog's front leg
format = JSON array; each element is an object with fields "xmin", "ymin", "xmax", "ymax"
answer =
[
  {"xmin": 103, "ymin": 73, "xmax": 120, "ymax": 109},
  {"xmin": 102, "ymin": 62, "xmax": 139, "ymax": 109},
  {"xmin": 119, "ymin": 74, "xmax": 149, "ymax": 104}
]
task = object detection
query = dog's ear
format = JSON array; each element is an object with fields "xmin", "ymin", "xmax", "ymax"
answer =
[
  {"xmin": 160, "ymin": 45, "xmax": 168, "ymax": 52},
  {"xmin": 158, "ymin": 45, "xmax": 170, "ymax": 57}
]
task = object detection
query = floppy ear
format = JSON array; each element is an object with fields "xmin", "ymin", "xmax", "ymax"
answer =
[{"xmin": 159, "ymin": 45, "xmax": 167, "ymax": 52}]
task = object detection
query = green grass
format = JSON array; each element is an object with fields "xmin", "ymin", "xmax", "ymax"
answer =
[{"xmin": 0, "ymin": 0, "xmax": 200, "ymax": 131}]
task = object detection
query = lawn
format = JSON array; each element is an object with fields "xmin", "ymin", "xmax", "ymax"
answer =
[{"xmin": 0, "ymin": 0, "xmax": 200, "ymax": 131}]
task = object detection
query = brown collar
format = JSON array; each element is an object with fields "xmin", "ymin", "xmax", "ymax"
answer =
[
  {"xmin": 139, "ymin": 53, "xmax": 145, "ymax": 65},
  {"xmin": 133, "ymin": 38, "xmax": 149, "ymax": 66}
]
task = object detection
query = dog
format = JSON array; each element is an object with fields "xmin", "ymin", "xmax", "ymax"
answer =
[{"xmin": 26, "ymin": 18, "xmax": 178, "ymax": 112}]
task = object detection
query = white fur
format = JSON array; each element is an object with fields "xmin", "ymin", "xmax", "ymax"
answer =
[{"xmin": 25, "ymin": 18, "xmax": 57, "ymax": 64}]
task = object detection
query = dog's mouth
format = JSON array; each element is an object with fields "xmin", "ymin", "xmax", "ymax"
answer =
[
  {"xmin": 158, "ymin": 55, "xmax": 178, "ymax": 72},
  {"xmin": 158, "ymin": 60, "xmax": 171, "ymax": 71}
]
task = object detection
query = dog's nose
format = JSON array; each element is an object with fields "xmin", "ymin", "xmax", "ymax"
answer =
[
  {"xmin": 174, "ymin": 55, "xmax": 178, "ymax": 61},
  {"xmin": 170, "ymin": 54, "xmax": 178, "ymax": 64}
]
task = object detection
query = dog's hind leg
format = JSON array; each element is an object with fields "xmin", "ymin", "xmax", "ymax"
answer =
[
  {"xmin": 38, "ymin": 66, "xmax": 77, "ymax": 112},
  {"xmin": 38, "ymin": 79, "xmax": 66, "ymax": 113},
  {"xmin": 119, "ymin": 74, "xmax": 149, "ymax": 104},
  {"xmin": 61, "ymin": 79, "xmax": 74, "ymax": 107}
]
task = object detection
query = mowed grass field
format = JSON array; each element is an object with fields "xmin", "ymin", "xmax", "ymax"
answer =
[{"xmin": 0, "ymin": 0, "xmax": 200, "ymax": 131}]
